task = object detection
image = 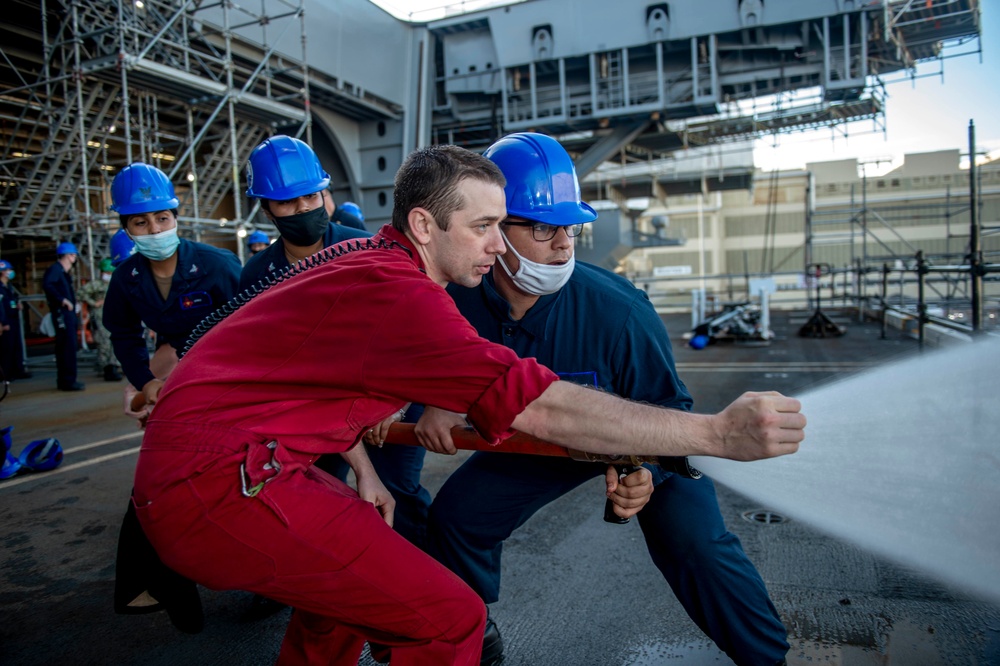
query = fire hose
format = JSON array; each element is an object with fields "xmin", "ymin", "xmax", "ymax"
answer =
[
  {"xmin": 382, "ymin": 423, "xmax": 700, "ymax": 474},
  {"xmin": 382, "ymin": 423, "xmax": 702, "ymax": 525}
]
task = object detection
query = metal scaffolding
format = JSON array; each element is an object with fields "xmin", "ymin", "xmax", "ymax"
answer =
[
  {"xmin": 1, "ymin": 0, "xmax": 312, "ymax": 273},
  {"xmin": 805, "ymin": 161, "xmax": 1000, "ymax": 330}
]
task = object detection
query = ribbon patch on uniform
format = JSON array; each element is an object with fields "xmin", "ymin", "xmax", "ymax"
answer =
[
  {"xmin": 556, "ymin": 371, "xmax": 598, "ymax": 388},
  {"xmin": 180, "ymin": 291, "xmax": 212, "ymax": 310}
]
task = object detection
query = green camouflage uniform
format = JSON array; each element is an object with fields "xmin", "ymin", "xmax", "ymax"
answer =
[{"xmin": 78, "ymin": 278, "xmax": 119, "ymax": 370}]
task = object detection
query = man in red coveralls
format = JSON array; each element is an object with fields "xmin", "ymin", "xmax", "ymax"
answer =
[{"xmin": 132, "ymin": 144, "xmax": 806, "ymax": 665}]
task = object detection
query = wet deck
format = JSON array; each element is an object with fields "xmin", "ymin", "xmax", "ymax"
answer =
[{"xmin": 2, "ymin": 310, "xmax": 998, "ymax": 665}]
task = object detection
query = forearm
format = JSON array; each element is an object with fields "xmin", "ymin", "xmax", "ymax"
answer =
[
  {"xmin": 341, "ymin": 443, "xmax": 378, "ymax": 481},
  {"xmin": 512, "ymin": 382, "xmax": 805, "ymax": 462},
  {"xmin": 341, "ymin": 441, "xmax": 395, "ymax": 525},
  {"xmin": 512, "ymin": 381, "xmax": 720, "ymax": 458}
]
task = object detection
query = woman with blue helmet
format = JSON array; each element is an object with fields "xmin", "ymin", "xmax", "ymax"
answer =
[
  {"xmin": 103, "ymin": 162, "xmax": 240, "ymax": 633},
  {"xmin": 239, "ymin": 135, "xmax": 383, "ymax": 622},
  {"xmin": 103, "ymin": 162, "xmax": 240, "ymax": 409}
]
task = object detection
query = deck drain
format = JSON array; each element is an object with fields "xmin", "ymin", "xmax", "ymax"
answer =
[{"xmin": 742, "ymin": 509, "xmax": 788, "ymax": 524}]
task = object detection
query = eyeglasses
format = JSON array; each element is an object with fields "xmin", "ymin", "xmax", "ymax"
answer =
[{"xmin": 502, "ymin": 219, "xmax": 585, "ymax": 242}]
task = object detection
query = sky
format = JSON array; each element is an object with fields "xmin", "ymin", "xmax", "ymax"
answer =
[
  {"xmin": 370, "ymin": 0, "xmax": 998, "ymax": 175},
  {"xmin": 752, "ymin": 2, "xmax": 998, "ymax": 174}
]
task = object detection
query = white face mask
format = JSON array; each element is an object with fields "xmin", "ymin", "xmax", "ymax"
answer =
[
  {"xmin": 101, "ymin": 273, "xmax": 112, "ymax": 282},
  {"xmin": 497, "ymin": 228, "xmax": 575, "ymax": 296},
  {"xmin": 129, "ymin": 227, "xmax": 180, "ymax": 261}
]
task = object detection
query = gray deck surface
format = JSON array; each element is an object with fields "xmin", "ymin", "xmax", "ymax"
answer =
[{"xmin": 2, "ymin": 311, "xmax": 998, "ymax": 665}]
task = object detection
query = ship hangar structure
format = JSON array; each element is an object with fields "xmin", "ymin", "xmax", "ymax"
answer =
[{"xmin": 0, "ymin": 1, "xmax": 983, "ymax": 266}]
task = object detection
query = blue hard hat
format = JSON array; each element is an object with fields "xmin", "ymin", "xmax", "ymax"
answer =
[
  {"xmin": 17, "ymin": 438, "xmax": 64, "ymax": 472},
  {"xmin": 1, "ymin": 426, "xmax": 17, "ymax": 480},
  {"xmin": 689, "ymin": 334, "xmax": 711, "ymax": 350},
  {"xmin": 483, "ymin": 132, "xmax": 597, "ymax": 226},
  {"xmin": 110, "ymin": 163, "xmax": 180, "ymax": 216},
  {"xmin": 56, "ymin": 242, "xmax": 79, "ymax": 256},
  {"xmin": 340, "ymin": 201, "xmax": 364, "ymax": 221},
  {"xmin": 110, "ymin": 229, "xmax": 137, "ymax": 266},
  {"xmin": 1, "ymin": 450, "xmax": 19, "ymax": 480},
  {"xmin": 246, "ymin": 230, "xmax": 270, "ymax": 246},
  {"xmin": 0, "ymin": 426, "xmax": 64, "ymax": 478},
  {"xmin": 245, "ymin": 135, "xmax": 330, "ymax": 201},
  {"xmin": 0, "ymin": 260, "xmax": 11, "ymax": 271}
]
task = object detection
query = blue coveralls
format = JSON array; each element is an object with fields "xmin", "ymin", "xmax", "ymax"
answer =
[
  {"xmin": 42, "ymin": 262, "xmax": 79, "ymax": 389},
  {"xmin": 426, "ymin": 264, "xmax": 790, "ymax": 666},
  {"xmin": 103, "ymin": 238, "xmax": 241, "ymax": 389}
]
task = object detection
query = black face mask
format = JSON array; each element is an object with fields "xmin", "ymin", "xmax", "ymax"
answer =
[{"xmin": 272, "ymin": 207, "xmax": 328, "ymax": 247}]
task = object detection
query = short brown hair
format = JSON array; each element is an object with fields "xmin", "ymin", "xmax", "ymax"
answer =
[{"xmin": 391, "ymin": 145, "xmax": 505, "ymax": 233}]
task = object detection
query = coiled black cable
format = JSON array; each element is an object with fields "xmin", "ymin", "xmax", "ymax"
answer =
[{"xmin": 182, "ymin": 237, "xmax": 408, "ymax": 356}]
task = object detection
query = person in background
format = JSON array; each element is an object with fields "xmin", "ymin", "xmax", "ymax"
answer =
[
  {"xmin": 415, "ymin": 132, "xmax": 792, "ymax": 666},
  {"xmin": 325, "ymin": 187, "xmax": 367, "ymax": 231},
  {"xmin": 246, "ymin": 230, "xmax": 270, "ymax": 257},
  {"xmin": 78, "ymin": 258, "xmax": 123, "ymax": 382},
  {"xmin": 338, "ymin": 201, "xmax": 365, "ymax": 227},
  {"xmin": 109, "ymin": 228, "xmax": 137, "ymax": 268},
  {"xmin": 0, "ymin": 260, "xmax": 32, "ymax": 381},
  {"xmin": 42, "ymin": 241, "xmax": 84, "ymax": 391},
  {"xmin": 239, "ymin": 135, "xmax": 370, "ymax": 292}
]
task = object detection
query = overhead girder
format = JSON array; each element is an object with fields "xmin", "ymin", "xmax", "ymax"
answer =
[{"xmin": 427, "ymin": 0, "xmax": 981, "ymax": 159}]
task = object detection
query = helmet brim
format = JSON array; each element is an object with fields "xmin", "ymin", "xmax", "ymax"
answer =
[
  {"xmin": 111, "ymin": 198, "xmax": 180, "ymax": 216},
  {"xmin": 246, "ymin": 178, "xmax": 330, "ymax": 201},
  {"xmin": 510, "ymin": 200, "xmax": 598, "ymax": 226}
]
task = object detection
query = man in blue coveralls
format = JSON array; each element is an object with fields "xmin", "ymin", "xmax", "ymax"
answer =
[
  {"xmin": 239, "ymin": 135, "xmax": 370, "ymax": 292},
  {"xmin": 238, "ymin": 135, "xmax": 421, "ymax": 622},
  {"xmin": 414, "ymin": 133, "xmax": 790, "ymax": 666},
  {"xmin": 42, "ymin": 242, "xmax": 84, "ymax": 391}
]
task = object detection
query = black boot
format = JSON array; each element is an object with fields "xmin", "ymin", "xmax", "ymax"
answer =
[
  {"xmin": 114, "ymin": 498, "xmax": 204, "ymax": 634},
  {"xmin": 482, "ymin": 615, "xmax": 504, "ymax": 666},
  {"xmin": 104, "ymin": 365, "xmax": 123, "ymax": 381}
]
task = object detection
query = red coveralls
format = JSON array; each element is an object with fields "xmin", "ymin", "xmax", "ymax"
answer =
[{"xmin": 133, "ymin": 226, "xmax": 558, "ymax": 665}]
